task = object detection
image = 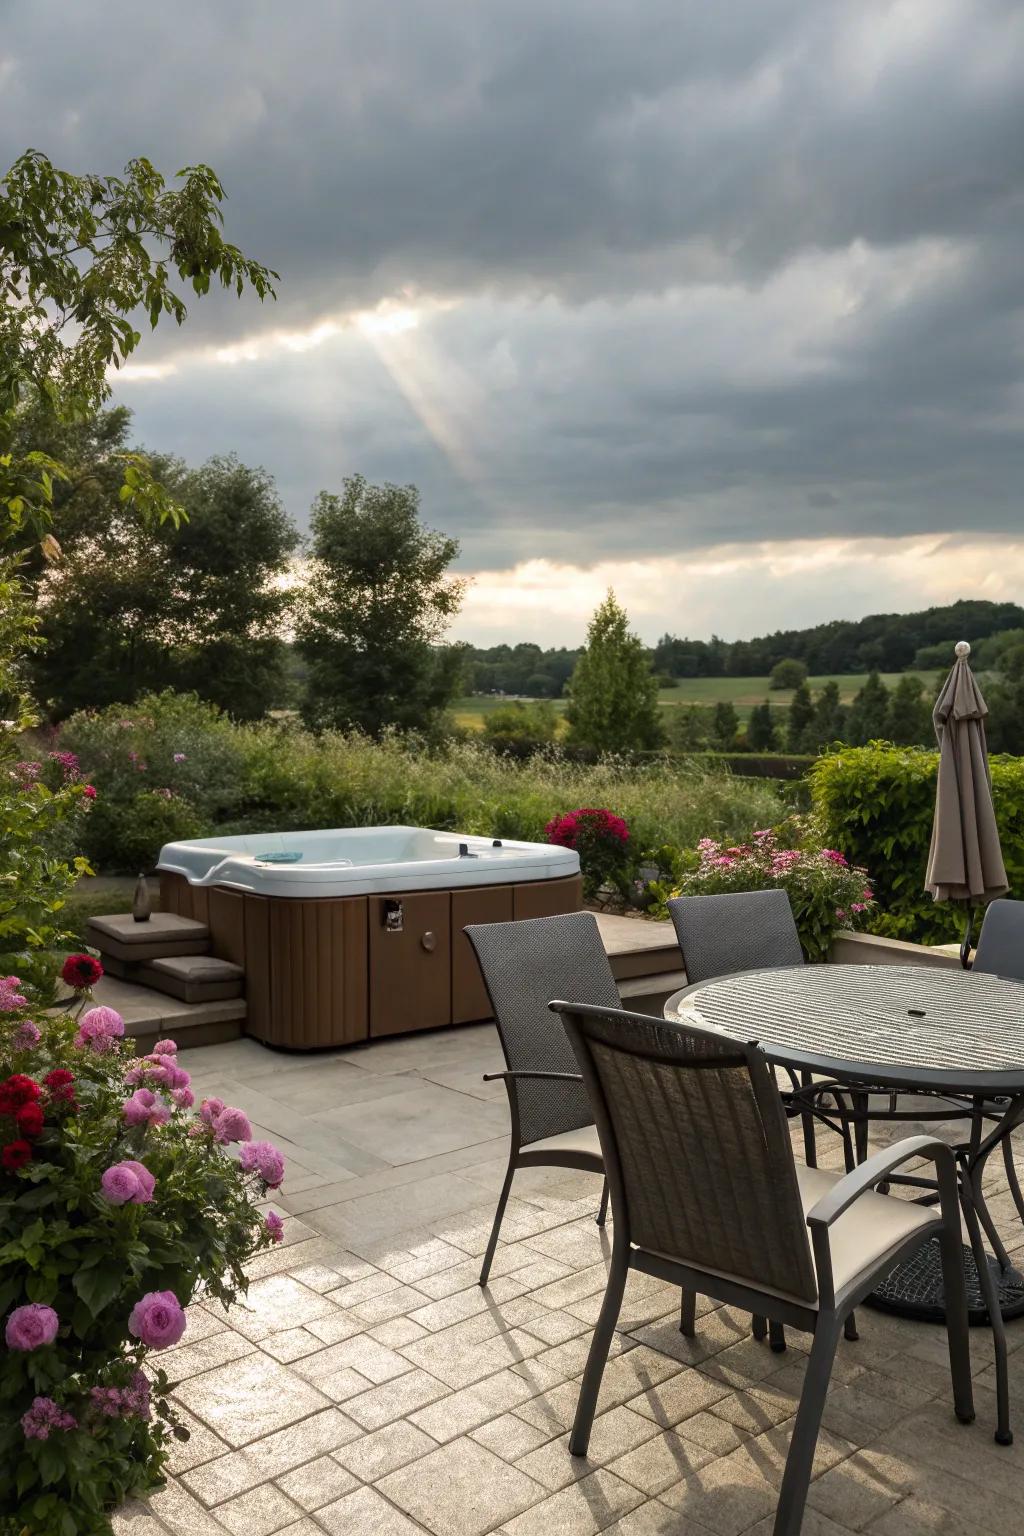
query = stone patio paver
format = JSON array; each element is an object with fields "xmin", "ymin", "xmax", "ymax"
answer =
[{"xmin": 115, "ymin": 1024, "xmax": 1024, "ymax": 1536}]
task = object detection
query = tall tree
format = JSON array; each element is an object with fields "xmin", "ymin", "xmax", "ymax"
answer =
[
  {"xmin": 887, "ymin": 674, "xmax": 935, "ymax": 746},
  {"xmin": 31, "ymin": 440, "xmax": 299, "ymax": 718},
  {"xmin": 746, "ymin": 700, "xmax": 778, "ymax": 750},
  {"xmin": 769, "ymin": 659, "xmax": 807, "ymax": 690},
  {"xmin": 297, "ymin": 476, "xmax": 466, "ymax": 735},
  {"xmin": 565, "ymin": 591, "xmax": 664, "ymax": 751},
  {"xmin": 801, "ymin": 680, "xmax": 846, "ymax": 752},
  {"xmin": 710, "ymin": 701, "xmax": 739, "ymax": 751},
  {"xmin": 846, "ymin": 670, "xmax": 891, "ymax": 745},
  {"xmin": 787, "ymin": 681, "xmax": 815, "ymax": 751}
]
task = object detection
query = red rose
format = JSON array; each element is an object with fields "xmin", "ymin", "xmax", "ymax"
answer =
[
  {"xmin": 15, "ymin": 1102, "xmax": 43, "ymax": 1138},
  {"xmin": 43, "ymin": 1069, "xmax": 76, "ymax": 1110},
  {"xmin": 1, "ymin": 1140, "xmax": 32, "ymax": 1171},
  {"xmin": 0, "ymin": 1074, "xmax": 42, "ymax": 1114},
  {"xmin": 61, "ymin": 954, "xmax": 103, "ymax": 990}
]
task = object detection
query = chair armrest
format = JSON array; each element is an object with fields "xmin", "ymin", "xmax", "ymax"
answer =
[
  {"xmin": 482, "ymin": 1070, "xmax": 583, "ymax": 1083},
  {"xmin": 806, "ymin": 1135, "xmax": 953, "ymax": 1228}
]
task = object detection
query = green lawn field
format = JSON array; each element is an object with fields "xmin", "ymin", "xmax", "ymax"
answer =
[{"xmin": 453, "ymin": 670, "xmax": 939, "ymax": 731}]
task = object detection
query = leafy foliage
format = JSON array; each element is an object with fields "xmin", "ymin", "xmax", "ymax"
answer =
[
  {"xmin": 297, "ymin": 476, "xmax": 466, "ymax": 736},
  {"xmin": 810, "ymin": 746, "xmax": 1024, "ymax": 943},
  {"xmin": 545, "ymin": 807, "xmax": 631, "ymax": 902},
  {"xmin": 0, "ymin": 1006, "xmax": 280, "ymax": 1534},
  {"xmin": 565, "ymin": 592, "xmax": 663, "ymax": 752},
  {"xmin": 769, "ymin": 659, "xmax": 807, "ymax": 690},
  {"xmin": 481, "ymin": 700, "xmax": 559, "ymax": 753}
]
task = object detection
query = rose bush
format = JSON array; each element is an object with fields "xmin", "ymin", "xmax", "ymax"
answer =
[
  {"xmin": 645, "ymin": 827, "xmax": 875, "ymax": 962},
  {"xmin": 545, "ymin": 807, "xmax": 632, "ymax": 902},
  {"xmin": 0, "ymin": 991, "xmax": 285, "ymax": 1534}
]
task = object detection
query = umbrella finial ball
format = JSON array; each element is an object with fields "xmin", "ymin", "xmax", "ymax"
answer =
[{"xmin": 955, "ymin": 640, "xmax": 971, "ymax": 657}]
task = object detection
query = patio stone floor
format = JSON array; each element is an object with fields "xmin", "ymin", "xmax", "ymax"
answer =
[{"xmin": 117, "ymin": 1024, "xmax": 1024, "ymax": 1536}]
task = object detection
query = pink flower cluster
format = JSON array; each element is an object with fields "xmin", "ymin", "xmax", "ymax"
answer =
[
  {"xmin": 0, "ymin": 975, "xmax": 28, "ymax": 1013},
  {"xmin": 128, "ymin": 1290, "xmax": 187, "ymax": 1350},
  {"xmin": 100, "ymin": 1160, "xmax": 156, "ymax": 1205},
  {"xmin": 75, "ymin": 1005, "xmax": 125, "ymax": 1053},
  {"xmin": 546, "ymin": 807, "xmax": 630, "ymax": 849},
  {"xmin": 11, "ymin": 1020, "xmax": 40, "ymax": 1050},
  {"xmin": 48, "ymin": 749, "xmax": 81, "ymax": 782},
  {"xmin": 265, "ymin": 1211, "xmax": 284, "ymax": 1242},
  {"xmin": 241, "ymin": 1140, "xmax": 286, "ymax": 1189},
  {"xmin": 198, "ymin": 1097, "xmax": 253, "ymax": 1144},
  {"xmin": 21, "ymin": 1395, "xmax": 77, "ymax": 1440},
  {"xmin": 122, "ymin": 1039, "xmax": 193, "ymax": 1119},
  {"xmin": 89, "ymin": 1371, "xmax": 151, "ymax": 1421},
  {"xmin": 5, "ymin": 1303, "xmax": 59, "ymax": 1351},
  {"xmin": 122, "ymin": 1088, "xmax": 171, "ymax": 1128}
]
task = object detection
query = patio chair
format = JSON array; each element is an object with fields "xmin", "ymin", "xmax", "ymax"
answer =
[
  {"xmin": 552, "ymin": 1000, "xmax": 974, "ymax": 1536},
  {"xmin": 667, "ymin": 888, "xmax": 804, "ymax": 983},
  {"xmin": 972, "ymin": 898, "xmax": 1024, "ymax": 981},
  {"xmin": 465, "ymin": 911, "xmax": 620, "ymax": 1285}
]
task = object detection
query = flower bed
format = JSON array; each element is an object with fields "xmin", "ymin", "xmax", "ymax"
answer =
[
  {"xmin": 646, "ymin": 828, "xmax": 875, "ymax": 962},
  {"xmin": 0, "ymin": 968, "xmax": 284, "ymax": 1535}
]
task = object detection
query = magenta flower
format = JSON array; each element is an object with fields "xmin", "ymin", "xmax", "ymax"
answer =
[
  {"xmin": 173, "ymin": 752, "xmax": 186, "ymax": 763},
  {"xmin": 128, "ymin": 1290, "xmax": 186, "ymax": 1350},
  {"xmin": 0, "ymin": 975, "xmax": 28, "ymax": 1012},
  {"xmin": 11, "ymin": 1020, "xmax": 40, "ymax": 1050},
  {"xmin": 213, "ymin": 1106, "xmax": 252, "ymax": 1144},
  {"xmin": 100, "ymin": 1159, "xmax": 155, "ymax": 1205},
  {"xmin": 21, "ymin": 1396, "xmax": 76, "ymax": 1440},
  {"xmin": 152, "ymin": 1038, "xmax": 178, "ymax": 1056},
  {"xmin": 171, "ymin": 1086, "xmax": 195, "ymax": 1109},
  {"xmin": 265, "ymin": 1211, "xmax": 285, "ymax": 1243},
  {"xmin": 822, "ymin": 849, "xmax": 849, "ymax": 867},
  {"xmin": 240, "ymin": 1139, "xmax": 286, "ymax": 1188},
  {"xmin": 5, "ymin": 1303, "xmax": 59, "ymax": 1351}
]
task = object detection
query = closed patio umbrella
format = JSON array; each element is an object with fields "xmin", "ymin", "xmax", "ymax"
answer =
[{"xmin": 925, "ymin": 641, "xmax": 1008, "ymax": 962}]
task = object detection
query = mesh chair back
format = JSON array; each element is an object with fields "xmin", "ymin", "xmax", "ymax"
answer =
[
  {"xmin": 669, "ymin": 889, "xmax": 804, "ymax": 984},
  {"xmin": 973, "ymin": 898, "xmax": 1024, "ymax": 981},
  {"xmin": 466, "ymin": 912, "xmax": 620, "ymax": 1146},
  {"xmin": 554, "ymin": 1001, "xmax": 818, "ymax": 1303}
]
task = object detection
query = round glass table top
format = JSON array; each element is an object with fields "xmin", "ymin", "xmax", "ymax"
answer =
[{"xmin": 664, "ymin": 964, "xmax": 1024, "ymax": 1091}]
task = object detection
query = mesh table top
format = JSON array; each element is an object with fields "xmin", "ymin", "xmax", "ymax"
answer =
[{"xmin": 666, "ymin": 965, "xmax": 1024, "ymax": 1090}]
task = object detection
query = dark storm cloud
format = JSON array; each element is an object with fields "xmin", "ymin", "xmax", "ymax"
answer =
[{"xmin": 3, "ymin": 0, "xmax": 1024, "ymax": 567}]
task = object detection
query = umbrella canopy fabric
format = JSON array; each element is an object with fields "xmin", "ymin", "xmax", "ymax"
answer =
[{"xmin": 925, "ymin": 642, "xmax": 1008, "ymax": 905}]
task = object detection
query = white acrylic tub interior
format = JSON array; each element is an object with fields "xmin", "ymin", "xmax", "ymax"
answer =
[{"xmin": 157, "ymin": 826, "xmax": 580, "ymax": 897}]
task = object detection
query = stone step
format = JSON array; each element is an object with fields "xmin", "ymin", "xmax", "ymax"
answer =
[
  {"xmin": 137, "ymin": 953, "xmax": 245, "ymax": 1005},
  {"xmin": 86, "ymin": 911, "xmax": 211, "ymax": 964},
  {"xmin": 84, "ymin": 974, "xmax": 246, "ymax": 1053}
]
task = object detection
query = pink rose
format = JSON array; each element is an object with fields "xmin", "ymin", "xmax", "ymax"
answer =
[
  {"xmin": 0, "ymin": 975, "xmax": 28, "ymax": 1012},
  {"xmin": 213, "ymin": 1106, "xmax": 252, "ymax": 1144},
  {"xmin": 199, "ymin": 1097, "xmax": 225, "ymax": 1127},
  {"xmin": 122, "ymin": 1088, "xmax": 170, "ymax": 1128},
  {"xmin": 100, "ymin": 1160, "xmax": 155, "ymax": 1205},
  {"xmin": 241, "ymin": 1139, "xmax": 285, "ymax": 1188},
  {"xmin": 151, "ymin": 1039, "xmax": 177, "ymax": 1055},
  {"xmin": 265, "ymin": 1211, "xmax": 284, "ymax": 1243},
  {"xmin": 5, "ymin": 1303, "xmax": 59, "ymax": 1351},
  {"xmin": 127, "ymin": 1290, "xmax": 186, "ymax": 1350},
  {"xmin": 171, "ymin": 1086, "xmax": 195, "ymax": 1109},
  {"xmin": 75, "ymin": 1006, "xmax": 125, "ymax": 1053}
]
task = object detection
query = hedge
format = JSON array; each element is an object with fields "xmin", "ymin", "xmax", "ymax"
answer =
[{"xmin": 810, "ymin": 746, "xmax": 1024, "ymax": 944}]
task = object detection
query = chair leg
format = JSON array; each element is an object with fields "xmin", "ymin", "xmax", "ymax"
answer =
[
  {"xmin": 570, "ymin": 1242, "xmax": 629, "ymax": 1456},
  {"xmin": 844, "ymin": 1312, "xmax": 859, "ymax": 1342},
  {"xmin": 596, "ymin": 1177, "xmax": 610, "ymax": 1228},
  {"xmin": 961, "ymin": 1171, "xmax": 1011, "ymax": 1443},
  {"xmin": 773, "ymin": 1319, "xmax": 841, "ymax": 1536},
  {"xmin": 679, "ymin": 1291, "xmax": 696, "ymax": 1337},
  {"xmin": 752, "ymin": 1314, "xmax": 768, "ymax": 1341},
  {"xmin": 479, "ymin": 1154, "xmax": 517, "ymax": 1287},
  {"xmin": 769, "ymin": 1320, "xmax": 786, "ymax": 1353},
  {"xmin": 937, "ymin": 1218, "xmax": 975, "ymax": 1426}
]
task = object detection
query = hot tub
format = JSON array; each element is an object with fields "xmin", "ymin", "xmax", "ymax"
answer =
[{"xmin": 157, "ymin": 827, "xmax": 582, "ymax": 1048}]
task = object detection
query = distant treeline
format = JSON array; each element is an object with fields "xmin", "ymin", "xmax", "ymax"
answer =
[{"xmin": 465, "ymin": 599, "xmax": 1024, "ymax": 693}]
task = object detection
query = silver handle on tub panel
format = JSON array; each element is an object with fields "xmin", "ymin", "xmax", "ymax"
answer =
[{"xmin": 421, "ymin": 931, "xmax": 437, "ymax": 952}]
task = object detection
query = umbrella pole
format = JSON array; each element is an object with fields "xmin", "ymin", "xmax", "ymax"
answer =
[{"xmin": 960, "ymin": 903, "xmax": 975, "ymax": 970}]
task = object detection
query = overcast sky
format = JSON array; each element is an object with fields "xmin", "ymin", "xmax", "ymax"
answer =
[{"xmin": 4, "ymin": 0, "xmax": 1024, "ymax": 643}]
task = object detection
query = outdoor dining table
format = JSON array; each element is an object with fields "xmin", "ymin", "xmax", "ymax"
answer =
[{"xmin": 664, "ymin": 962, "xmax": 1024, "ymax": 1445}]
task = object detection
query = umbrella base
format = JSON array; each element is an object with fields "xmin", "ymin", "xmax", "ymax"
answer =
[{"xmin": 865, "ymin": 1235, "xmax": 1024, "ymax": 1325}]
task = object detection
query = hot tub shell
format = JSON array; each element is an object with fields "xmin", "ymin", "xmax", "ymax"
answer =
[{"xmin": 157, "ymin": 828, "xmax": 582, "ymax": 1048}]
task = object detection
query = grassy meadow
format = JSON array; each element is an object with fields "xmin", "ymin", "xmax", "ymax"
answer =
[{"xmin": 453, "ymin": 670, "xmax": 939, "ymax": 732}]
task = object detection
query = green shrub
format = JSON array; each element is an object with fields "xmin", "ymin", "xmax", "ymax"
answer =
[
  {"xmin": 810, "ymin": 745, "xmax": 1024, "ymax": 943},
  {"xmin": 482, "ymin": 700, "xmax": 559, "ymax": 753},
  {"xmin": 60, "ymin": 690, "xmax": 785, "ymax": 872}
]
